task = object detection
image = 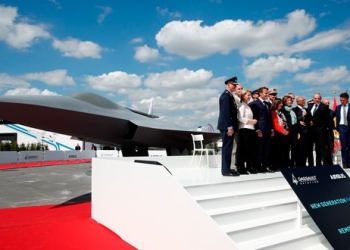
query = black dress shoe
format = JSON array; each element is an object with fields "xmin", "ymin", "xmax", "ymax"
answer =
[
  {"xmin": 266, "ymin": 168, "xmax": 275, "ymax": 173},
  {"xmin": 257, "ymin": 169, "xmax": 266, "ymax": 173},
  {"xmin": 231, "ymin": 169, "xmax": 240, "ymax": 175},
  {"xmin": 238, "ymin": 169, "xmax": 249, "ymax": 175},
  {"xmin": 223, "ymin": 172, "xmax": 240, "ymax": 177},
  {"xmin": 248, "ymin": 168, "xmax": 258, "ymax": 174}
]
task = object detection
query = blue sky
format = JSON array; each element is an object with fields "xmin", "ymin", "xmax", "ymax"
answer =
[{"xmin": 0, "ymin": 0, "xmax": 350, "ymax": 130}]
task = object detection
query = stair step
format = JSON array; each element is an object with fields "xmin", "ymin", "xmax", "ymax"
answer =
[
  {"xmin": 236, "ymin": 223, "xmax": 325, "ymax": 250},
  {"xmin": 221, "ymin": 212, "xmax": 296, "ymax": 233},
  {"xmin": 206, "ymin": 196, "xmax": 297, "ymax": 216},
  {"xmin": 192, "ymin": 185, "xmax": 291, "ymax": 201},
  {"xmin": 304, "ymin": 242, "xmax": 333, "ymax": 250}
]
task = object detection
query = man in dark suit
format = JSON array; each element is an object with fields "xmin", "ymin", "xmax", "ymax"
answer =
[
  {"xmin": 309, "ymin": 93, "xmax": 333, "ymax": 166},
  {"xmin": 293, "ymin": 96, "xmax": 313, "ymax": 167},
  {"xmin": 249, "ymin": 87, "xmax": 274, "ymax": 173},
  {"xmin": 217, "ymin": 76, "xmax": 239, "ymax": 176},
  {"xmin": 322, "ymin": 99, "xmax": 336, "ymax": 157},
  {"xmin": 335, "ymin": 92, "xmax": 350, "ymax": 168}
]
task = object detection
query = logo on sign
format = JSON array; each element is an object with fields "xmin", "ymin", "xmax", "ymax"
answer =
[
  {"xmin": 330, "ymin": 173, "xmax": 347, "ymax": 180},
  {"xmin": 25, "ymin": 154, "xmax": 38, "ymax": 160},
  {"xmin": 292, "ymin": 174, "xmax": 298, "ymax": 185},
  {"xmin": 292, "ymin": 174, "xmax": 318, "ymax": 185}
]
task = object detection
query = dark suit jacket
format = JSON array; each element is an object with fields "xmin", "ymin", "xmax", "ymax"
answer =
[
  {"xmin": 217, "ymin": 90, "xmax": 238, "ymax": 131},
  {"xmin": 335, "ymin": 103, "xmax": 350, "ymax": 132},
  {"xmin": 308, "ymin": 102, "xmax": 333, "ymax": 133},
  {"xmin": 249, "ymin": 99, "xmax": 272, "ymax": 134},
  {"xmin": 293, "ymin": 106, "xmax": 312, "ymax": 134}
]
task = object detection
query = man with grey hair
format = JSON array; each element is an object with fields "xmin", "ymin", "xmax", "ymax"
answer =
[
  {"xmin": 293, "ymin": 96, "xmax": 313, "ymax": 167},
  {"xmin": 309, "ymin": 93, "xmax": 333, "ymax": 166}
]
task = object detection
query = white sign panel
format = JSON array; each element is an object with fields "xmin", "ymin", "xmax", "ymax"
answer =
[
  {"xmin": 43, "ymin": 151, "xmax": 65, "ymax": 161},
  {"xmin": 18, "ymin": 151, "xmax": 44, "ymax": 163},
  {"xmin": 96, "ymin": 150, "xmax": 121, "ymax": 158},
  {"xmin": 148, "ymin": 150, "xmax": 167, "ymax": 157},
  {"xmin": 64, "ymin": 151, "xmax": 81, "ymax": 161},
  {"xmin": 82, "ymin": 150, "xmax": 97, "ymax": 159},
  {"xmin": 0, "ymin": 151, "xmax": 18, "ymax": 164}
]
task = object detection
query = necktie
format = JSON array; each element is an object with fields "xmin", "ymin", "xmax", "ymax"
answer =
[
  {"xmin": 313, "ymin": 104, "xmax": 318, "ymax": 115},
  {"xmin": 344, "ymin": 105, "xmax": 348, "ymax": 126},
  {"xmin": 263, "ymin": 101, "xmax": 269, "ymax": 113}
]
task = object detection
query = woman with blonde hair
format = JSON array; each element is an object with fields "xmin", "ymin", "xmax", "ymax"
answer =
[{"xmin": 236, "ymin": 89, "xmax": 258, "ymax": 174}]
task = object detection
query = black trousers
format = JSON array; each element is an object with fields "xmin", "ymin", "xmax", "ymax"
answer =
[
  {"xmin": 289, "ymin": 124, "xmax": 298, "ymax": 167},
  {"xmin": 311, "ymin": 129, "xmax": 332, "ymax": 166},
  {"xmin": 252, "ymin": 132, "xmax": 271, "ymax": 170},
  {"xmin": 272, "ymin": 132, "xmax": 290, "ymax": 169},
  {"xmin": 296, "ymin": 132, "xmax": 313, "ymax": 167},
  {"xmin": 236, "ymin": 128, "xmax": 255, "ymax": 170}
]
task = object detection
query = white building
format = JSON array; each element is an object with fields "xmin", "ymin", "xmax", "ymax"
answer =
[{"xmin": 0, "ymin": 123, "xmax": 82, "ymax": 151}]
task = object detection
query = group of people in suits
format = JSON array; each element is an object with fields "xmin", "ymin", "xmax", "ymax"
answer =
[{"xmin": 217, "ymin": 76, "xmax": 350, "ymax": 177}]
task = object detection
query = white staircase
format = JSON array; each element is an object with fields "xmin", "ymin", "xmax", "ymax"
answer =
[
  {"xmin": 175, "ymin": 170, "xmax": 334, "ymax": 250},
  {"xmin": 92, "ymin": 156, "xmax": 349, "ymax": 250}
]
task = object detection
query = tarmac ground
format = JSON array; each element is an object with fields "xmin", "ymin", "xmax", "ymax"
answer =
[{"xmin": 0, "ymin": 163, "xmax": 92, "ymax": 208}]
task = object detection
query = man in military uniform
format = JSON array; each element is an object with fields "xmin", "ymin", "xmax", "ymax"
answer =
[{"xmin": 217, "ymin": 76, "xmax": 240, "ymax": 176}]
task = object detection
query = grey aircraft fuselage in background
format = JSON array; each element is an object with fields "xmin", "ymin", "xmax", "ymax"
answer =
[{"xmin": 0, "ymin": 92, "xmax": 220, "ymax": 156}]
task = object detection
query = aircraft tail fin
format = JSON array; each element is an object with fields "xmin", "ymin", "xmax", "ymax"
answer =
[{"xmin": 148, "ymin": 97, "xmax": 154, "ymax": 116}]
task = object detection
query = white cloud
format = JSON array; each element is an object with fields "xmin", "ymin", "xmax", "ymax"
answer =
[
  {"xmin": 49, "ymin": 0, "xmax": 62, "ymax": 9},
  {"xmin": 52, "ymin": 38, "xmax": 102, "ymax": 59},
  {"xmin": 244, "ymin": 56, "xmax": 312, "ymax": 83},
  {"xmin": 96, "ymin": 6, "xmax": 112, "ymax": 24},
  {"xmin": 0, "ymin": 5, "xmax": 50, "ymax": 49},
  {"xmin": 287, "ymin": 29, "xmax": 350, "ymax": 54},
  {"xmin": 130, "ymin": 37, "xmax": 143, "ymax": 44},
  {"xmin": 156, "ymin": 9, "xmax": 316, "ymax": 59},
  {"xmin": 295, "ymin": 66, "xmax": 350, "ymax": 85},
  {"xmin": 22, "ymin": 69, "xmax": 75, "ymax": 86},
  {"xmin": 319, "ymin": 12, "xmax": 331, "ymax": 18},
  {"xmin": 134, "ymin": 45, "xmax": 159, "ymax": 63},
  {"xmin": 0, "ymin": 73, "xmax": 30, "ymax": 89},
  {"xmin": 4, "ymin": 87, "xmax": 59, "ymax": 96},
  {"xmin": 156, "ymin": 7, "xmax": 182, "ymax": 18},
  {"xmin": 144, "ymin": 68, "xmax": 213, "ymax": 89},
  {"xmin": 118, "ymin": 88, "xmax": 157, "ymax": 101},
  {"xmin": 85, "ymin": 71, "xmax": 142, "ymax": 91}
]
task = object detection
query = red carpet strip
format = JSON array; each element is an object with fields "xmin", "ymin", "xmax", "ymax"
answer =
[{"xmin": 0, "ymin": 202, "xmax": 136, "ymax": 250}]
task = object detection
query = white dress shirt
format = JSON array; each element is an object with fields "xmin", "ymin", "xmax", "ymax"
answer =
[{"xmin": 340, "ymin": 104, "xmax": 349, "ymax": 125}]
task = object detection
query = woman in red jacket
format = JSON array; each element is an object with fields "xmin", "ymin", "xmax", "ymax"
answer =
[{"xmin": 271, "ymin": 98, "xmax": 290, "ymax": 170}]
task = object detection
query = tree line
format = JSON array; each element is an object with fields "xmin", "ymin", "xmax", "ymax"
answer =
[{"xmin": 0, "ymin": 141, "xmax": 48, "ymax": 151}]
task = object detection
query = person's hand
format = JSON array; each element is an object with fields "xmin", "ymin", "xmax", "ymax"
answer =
[
  {"xmin": 256, "ymin": 130, "xmax": 263, "ymax": 137},
  {"xmin": 227, "ymin": 129, "xmax": 234, "ymax": 136},
  {"xmin": 300, "ymin": 121, "xmax": 306, "ymax": 126},
  {"xmin": 250, "ymin": 119, "xmax": 257, "ymax": 125},
  {"xmin": 284, "ymin": 130, "xmax": 289, "ymax": 135}
]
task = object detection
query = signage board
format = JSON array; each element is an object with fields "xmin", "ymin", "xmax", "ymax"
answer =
[{"xmin": 281, "ymin": 165, "xmax": 350, "ymax": 249}]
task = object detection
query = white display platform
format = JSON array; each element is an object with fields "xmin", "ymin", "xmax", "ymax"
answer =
[
  {"xmin": 92, "ymin": 156, "xmax": 340, "ymax": 250},
  {"xmin": 92, "ymin": 157, "xmax": 237, "ymax": 250}
]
